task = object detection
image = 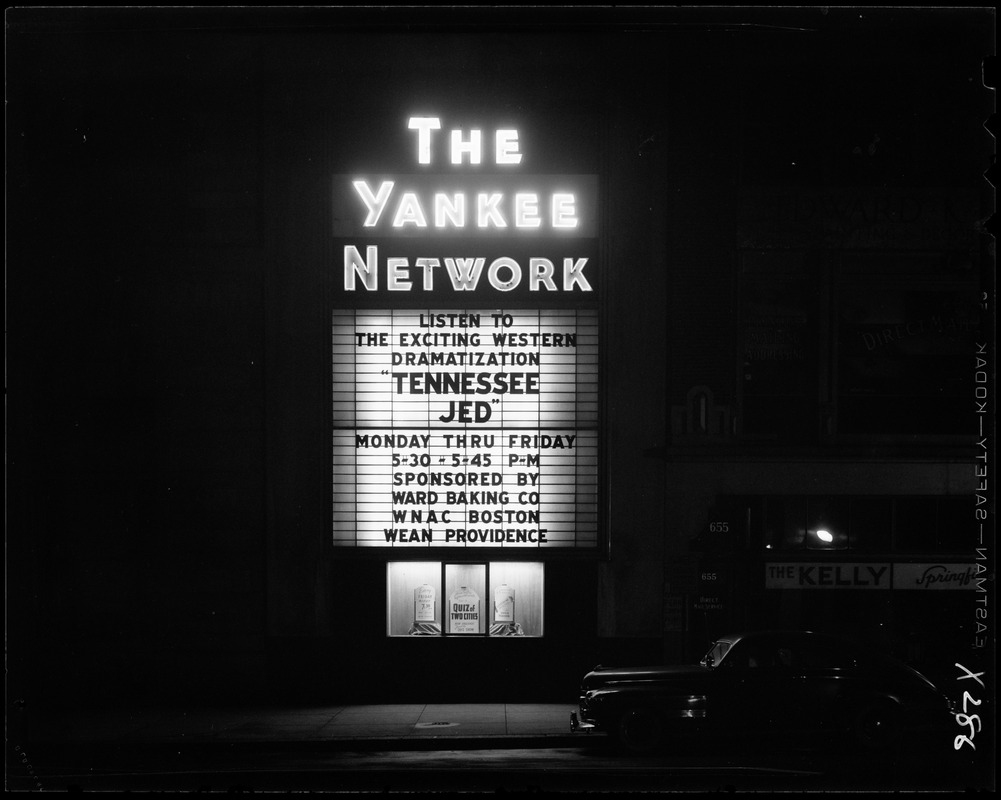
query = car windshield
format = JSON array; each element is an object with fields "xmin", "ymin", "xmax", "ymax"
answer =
[{"xmin": 702, "ymin": 640, "xmax": 731, "ymax": 668}]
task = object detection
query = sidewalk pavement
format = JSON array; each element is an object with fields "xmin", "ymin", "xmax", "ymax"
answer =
[{"xmin": 18, "ymin": 703, "xmax": 594, "ymax": 750}]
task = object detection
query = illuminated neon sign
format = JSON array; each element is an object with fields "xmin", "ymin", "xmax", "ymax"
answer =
[
  {"xmin": 334, "ymin": 116, "xmax": 598, "ymax": 293},
  {"xmin": 331, "ymin": 114, "xmax": 600, "ymax": 549},
  {"xmin": 406, "ymin": 117, "xmax": 523, "ymax": 165},
  {"xmin": 350, "ymin": 180, "xmax": 579, "ymax": 230}
]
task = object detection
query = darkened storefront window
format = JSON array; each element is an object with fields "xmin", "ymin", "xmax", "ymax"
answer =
[
  {"xmin": 737, "ymin": 251, "xmax": 980, "ymax": 442},
  {"xmin": 893, "ymin": 496, "xmax": 968, "ymax": 554},
  {"xmin": 847, "ymin": 497, "xmax": 893, "ymax": 553},
  {"xmin": 738, "ymin": 253, "xmax": 820, "ymax": 442},
  {"xmin": 836, "ymin": 259, "xmax": 980, "ymax": 436}
]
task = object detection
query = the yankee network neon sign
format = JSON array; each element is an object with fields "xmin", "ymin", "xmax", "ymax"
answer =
[
  {"xmin": 339, "ymin": 115, "xmax": 597, "ymax": 293},
  {"xmin": 331, "ymin": 114, "xmax": 599, "ymax": 549}
]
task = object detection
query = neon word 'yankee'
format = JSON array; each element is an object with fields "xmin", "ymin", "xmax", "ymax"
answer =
[
  {"xmin": 351, "ymin": 180, "xmax": 578, "ymax": 230},
  {"xmin": 341, "ymin": 115, "xmax": 594, "ymax": 292}
]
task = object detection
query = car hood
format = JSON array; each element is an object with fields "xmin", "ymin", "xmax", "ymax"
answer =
[{"xmin": 581, "ymin": 664, "xmax": 708, "ymax": 690}]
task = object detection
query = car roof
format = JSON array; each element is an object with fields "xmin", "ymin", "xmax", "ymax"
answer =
[{"xmin": 716, "ymin": 630, "xmax": 857, "ymax": 647}]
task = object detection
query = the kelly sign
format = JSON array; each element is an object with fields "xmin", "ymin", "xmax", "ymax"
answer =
[
  {"xmin": 333, "ymin": 116, "xmax": 598, "ymax": 294},
  {"xmin": 766, "ymin": 563, "xmax": 891, "ymax": 590},
  {"xmin": 766, "ymin": 562, "xmax": 981, "ymax": 590}
]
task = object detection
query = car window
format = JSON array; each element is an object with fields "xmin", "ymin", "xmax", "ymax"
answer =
[
  {"xmin": 703, "ymin": 640, "xmax": 731, "ymax": 667},
  {"xmin": 717, "ymin": 636, "xmax": 859, "ymax": 672},
  {"xmin": 795, "ymin": 638, "xmax": 858, "ymax": 669},
  {"xmin": 756, "ymin": 637, "xmax": 858, "ymax": 670},
  {"xmin": 726, "ymin": 641, "xmax": 791, "ymax": 670},
  {"xmin": 727, "ymin": 643, "xmax": 763, "ymax": 668}
]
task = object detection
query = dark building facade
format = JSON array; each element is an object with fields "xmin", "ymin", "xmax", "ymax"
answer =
[{"xmin": 8, "ymin": 8, "xmax": 994, "ymax": 715}]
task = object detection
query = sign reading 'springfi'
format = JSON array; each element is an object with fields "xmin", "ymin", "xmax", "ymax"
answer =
[{"xmin": 335, "ymin": 115, "xmax": 598, "ymax": 293}]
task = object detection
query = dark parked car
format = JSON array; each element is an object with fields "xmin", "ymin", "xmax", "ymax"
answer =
[{"xmin": 571, "ymin": 630, "xmax": 953, "ymax": 753}]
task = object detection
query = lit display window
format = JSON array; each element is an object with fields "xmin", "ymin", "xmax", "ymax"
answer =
[{"xmin": 386, "ymin": 561, "xmax": 545, "ymax": 637}]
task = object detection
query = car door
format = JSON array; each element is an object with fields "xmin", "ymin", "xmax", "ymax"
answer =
[
  {"xmin": 784, "ymin": 636, "xmax": 861, "ymax": 738},
  {"xmin": 737, "ymin": 635, "xmax": 860, "ymax": 741},
  {"xmin": 707, "ymin": 637, "xmax": 798, "ymax": 736}
]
